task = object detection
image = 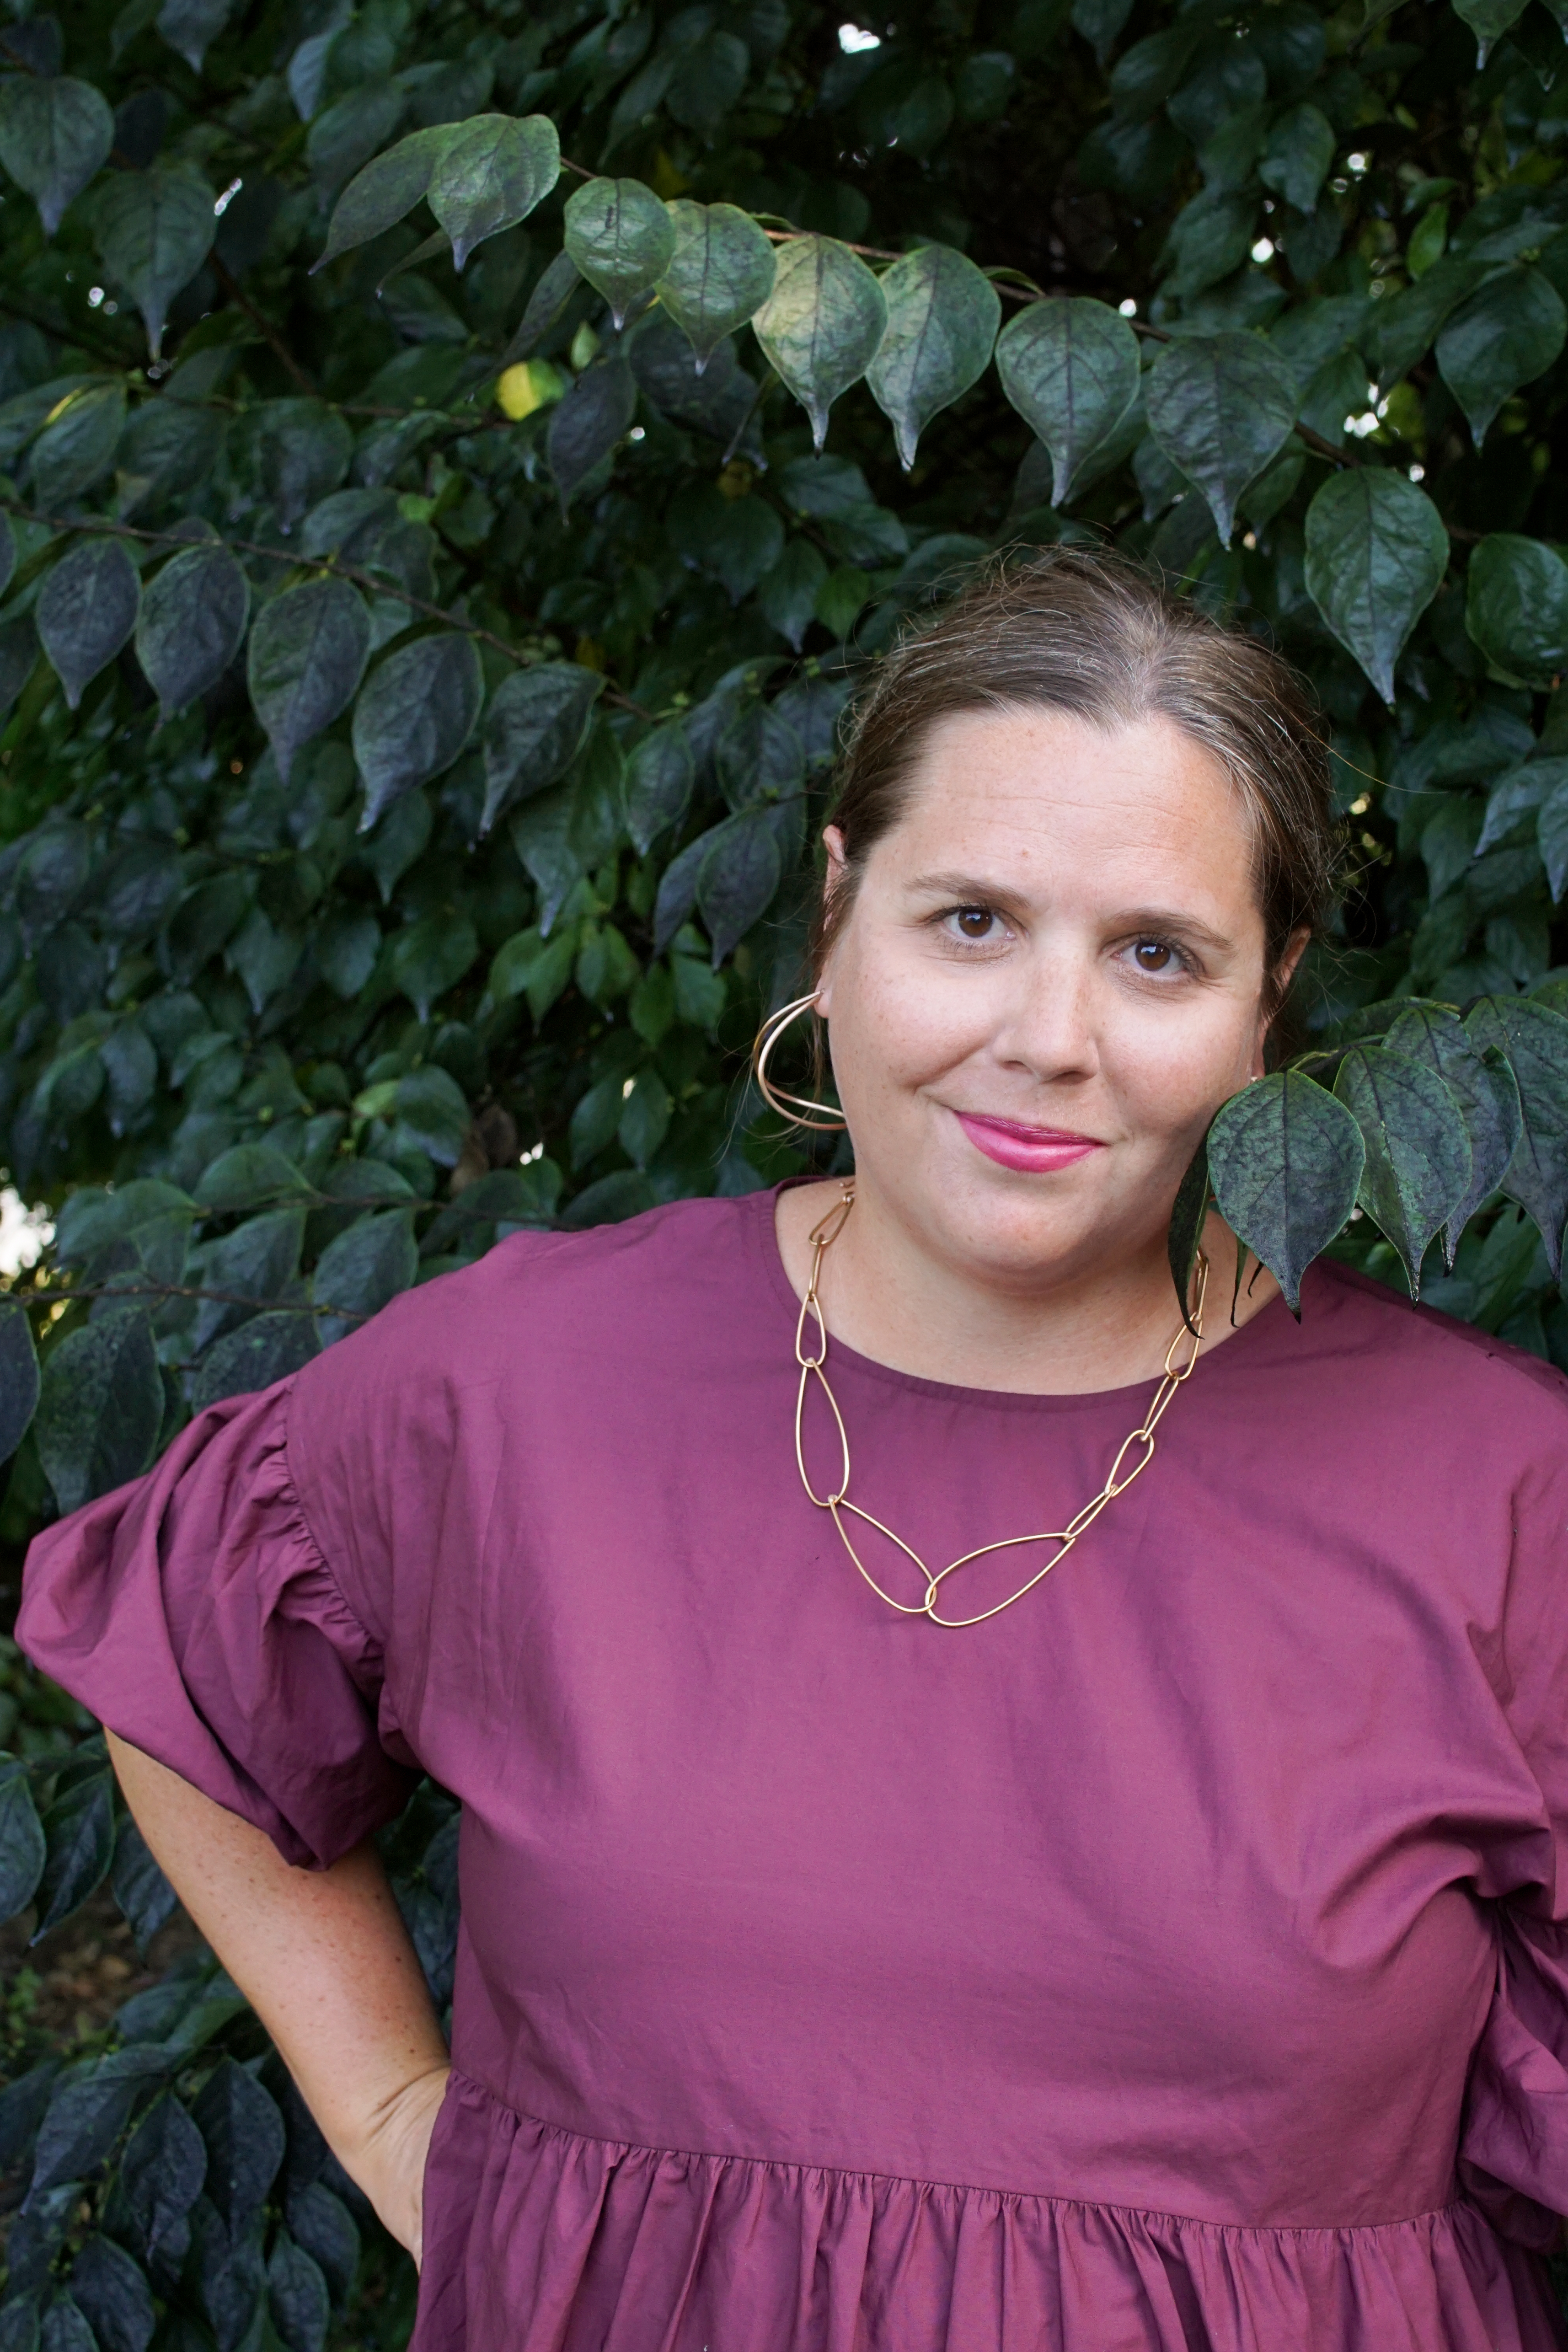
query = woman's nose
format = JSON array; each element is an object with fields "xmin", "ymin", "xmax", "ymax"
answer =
[{"xmin": 990, "ymin": 946, "xmax": 1100, "ymax": 1083}]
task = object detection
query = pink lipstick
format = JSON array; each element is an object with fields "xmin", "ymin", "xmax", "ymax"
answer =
[{"xmin": 953, "ymin": 1112, "xmax": 1107, "ymax": 1174}]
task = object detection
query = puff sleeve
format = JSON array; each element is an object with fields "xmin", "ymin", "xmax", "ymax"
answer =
[
  {"xmin": 15, "ymin": 1377, "xmax": 418, "ymax": 1869},
  {"xmin": 1457, "ymin": 1422, "xmax": 1568, "ymax": 2248}
]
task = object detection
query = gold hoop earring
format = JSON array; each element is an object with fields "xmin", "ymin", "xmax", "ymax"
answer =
[{"xmin": 752, "ymin": 992, "xmax": 847, "ymax": 1132}]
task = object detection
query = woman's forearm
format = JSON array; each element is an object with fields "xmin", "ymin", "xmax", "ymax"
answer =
[{"xmin": 105, "ymin": 1732, "xmax": 450, "ymax": 2259}]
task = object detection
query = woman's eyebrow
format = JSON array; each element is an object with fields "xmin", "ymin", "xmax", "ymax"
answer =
[{"xmin": 904, "ymin": 876, "xmax": 1238, "ymax": 955}]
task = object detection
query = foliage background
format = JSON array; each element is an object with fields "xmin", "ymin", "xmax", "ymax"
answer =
[{"xmin": 4, "ymin": 0, "xmax": 1568, "ymax": 2333}]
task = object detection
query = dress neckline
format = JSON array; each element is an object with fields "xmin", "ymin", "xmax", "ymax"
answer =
[{"xmin": 747, "ymin": 1180, "xmax": 1292, "ymax": 1415}]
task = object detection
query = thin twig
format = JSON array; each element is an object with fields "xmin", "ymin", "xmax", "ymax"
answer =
[{"xmin": 209, "ymin": 255, "xmax": 317, "ymax": 397}]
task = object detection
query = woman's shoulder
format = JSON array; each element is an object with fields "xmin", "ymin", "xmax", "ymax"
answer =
[
  {"xmin": 295, "ymin": 1187, "xmax": 774, "ymax": 1409},
  {"xmin": 1290, "ymin": 1252, "xmax": 1568, "ymax": 1441}
]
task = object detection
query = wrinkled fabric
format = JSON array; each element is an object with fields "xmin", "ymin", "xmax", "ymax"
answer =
[{"xmin": 18, "ymin": 1189, "xmax": 1568, "ymax": 2350}]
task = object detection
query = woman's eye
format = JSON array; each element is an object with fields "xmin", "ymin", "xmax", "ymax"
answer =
[
  {"xmin": 1128, "ymin": 938, "xmax": 1185, "ymax": 976},
  {"xmin": 947, "ymin": 906, "xmax": 999, "ymax": 942}
]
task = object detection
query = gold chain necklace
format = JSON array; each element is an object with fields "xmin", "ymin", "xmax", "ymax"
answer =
[{"xmin": 792, "ymin": 1184, "xmax": 1209, "ymax": 1629}]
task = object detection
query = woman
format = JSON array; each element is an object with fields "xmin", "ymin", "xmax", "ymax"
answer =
[{"xmin": 19, "ymin": 552, "xmax": 1568, "ymax": 2352}]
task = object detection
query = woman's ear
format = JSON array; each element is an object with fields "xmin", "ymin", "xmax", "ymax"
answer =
[
  {"xmin": 815, "ymin": 827, "xmax": 850, "ymax": 1017},
  {"xmin": 1252, "ymin": 926, "xmax": 1313, "ymax": 1075}
]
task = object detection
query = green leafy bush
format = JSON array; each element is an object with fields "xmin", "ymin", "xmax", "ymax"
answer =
[{"xmin": 5, "ymin": 0, "xmax": 1568, "ymax": 2331}]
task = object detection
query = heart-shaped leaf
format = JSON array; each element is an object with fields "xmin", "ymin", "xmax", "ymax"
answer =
[
  {"xmin": 37, "ymin": 537, "xmax": 141, "ymax": 711},
  {"xmin": 96, "ymin": 167, "xmax": 216, "ymax": 360},
  {"xmin": 1383, "ymin": 1002, "xmax": 1523, "ymax": 1257},
  {"xmin": 995, "ymin": 296, "xmax": 1139, "ymax": 507},
  {"xmin": 1465, "ymin": 532, "xmax": 1568, "ymax": 688},
  {"xmin": 1206, "ymin": 1069, "xmax": 1365, "ymax": 1313},
  {"xmin": 753, "ymin": 233, "xmax": 888, "ymax": 450},
  {"xmin": 428, "ymin": 111, "xmax": 560, "ymax": 271},
  {"xmin": 313, "ymin": 124, "xmax": 455, "ymax": 271},
  {"xmin": 1465, "ymin": 993, "xmax": 1568, "ymax": 1275},
  {"xmin": 562, "ymin": 175, "xmax": 677, "ymax": 327},
  {"xmin": 0, "ymin": 76, "xmax": 113, "ymax": 237},
  {"xmin": 1145, "ymin": 331, "xmax": 1299, "ymax": 546},
  {"xmin": 247, "ymin": 577, "xmax": 370, "ymax": 784},
  {"xmin": 655, "ymin": 199, "xmax": 777, "ymax": 369},
  {"xmin": 135, "ymin": 541, "xmax": 250, "ymax": 720},
  {"xmin": 352, "ymin": 631, "xmax": 483, "ymax": 825},
  {"xmin": 867, "ymin": 244, "xmax": 1000, "ymax": 471},
  {"xmin": 1303, "ymin": 468, "xmax": 1448, "ymax": 704},
  {"xmin": 1436, "ymin": 267, "xmax": 1567, "ymax": 447},
  {"xmin": 1333, "ymin": 1042, "xmax": 1472, "ymax": 1294}
]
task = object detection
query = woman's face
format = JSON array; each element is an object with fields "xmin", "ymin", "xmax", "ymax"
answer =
[{"xmin": 815, "ymin": 706, "xmax": 1294, "ymax": 1296}]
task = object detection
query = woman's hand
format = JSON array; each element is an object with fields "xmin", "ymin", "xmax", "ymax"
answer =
[{"xmin": 343, "ymin": 2063, "xmax": 451, "ymax": 2268}]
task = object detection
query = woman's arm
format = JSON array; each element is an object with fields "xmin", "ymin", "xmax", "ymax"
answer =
[{"xmin": 106, "ymin": 1731, "xmax": 450, "ymax": 2265}]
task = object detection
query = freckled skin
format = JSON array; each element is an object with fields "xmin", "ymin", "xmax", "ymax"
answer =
[{"xmin": 776, "ymin": 707, "xmax": 1307, "ymax": 1396}]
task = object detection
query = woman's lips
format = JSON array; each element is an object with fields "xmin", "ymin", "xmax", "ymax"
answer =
[{"xmin": 953, "ymin": 1111, "xmax": 1107, "ymax": 1174}]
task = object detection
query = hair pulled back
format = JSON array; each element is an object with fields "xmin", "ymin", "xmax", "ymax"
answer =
[{"xmin": 810, "ymin": 549, "xmax": 1337, "ymax": 1031}]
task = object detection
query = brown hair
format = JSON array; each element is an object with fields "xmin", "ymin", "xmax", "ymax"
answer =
[{"xmin": 809, "ymin": 548, "xmax": 1337, "ymax": 1041}]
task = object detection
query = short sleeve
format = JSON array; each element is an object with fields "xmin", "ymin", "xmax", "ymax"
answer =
[
  {"xmin": 15, "ymin": 1378, "xmax": 418, "ymax": 1869},
  {"xmin": 1458, "ymin": 1423, "xmax": 1568, "ymax": 2247}
]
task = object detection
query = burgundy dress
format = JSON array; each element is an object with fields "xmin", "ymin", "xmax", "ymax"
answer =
[{"xmin": 18, "ymin": 1189, "xmax": 1568, "ymax": 2351}]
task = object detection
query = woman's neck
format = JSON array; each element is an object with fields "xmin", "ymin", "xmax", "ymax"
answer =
[{"xmin": 773, "ymin": 1177, "xmax": 1276, "ymax": 1397}]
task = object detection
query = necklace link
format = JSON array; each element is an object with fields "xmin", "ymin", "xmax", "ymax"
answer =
[{"xmin": 791, "ymin": 1184, "xmax": 1209, "ymax": 1629}]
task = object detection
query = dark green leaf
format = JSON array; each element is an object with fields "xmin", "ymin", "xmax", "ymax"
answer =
[
  {"xmin": 135, "ymin": 543, "xmax": 250, "ymax": 720},
  {"xmin": 96, "ymin": 169, "xmax": 216, "ymax": 361},
  {"xmin": 1145, "ymin": 332, "xmax": 1299, "ymax": 546},
  {"xmin": 31, "ymin": 2048, "xmax": 168, "ymax": 2192},
  {"xmin": 1333, "ymin": 1043, "xmax": 1472, "ymax": 1293},
  {"xmin": 248, "ymin": 579, "xmax": 371, "ymax": 784},
  {"xmin": 37, "ymin": 538, "xmax": 141, "ymax": 712},
  {"xmin": 697, "ymin": 805, "xmax": 781, "ymax": 962},
  {"xmin": 0, "ymin": 1760, "xmax": 46, "ymax": 1925},
  {"xmin": 667, "ymin": 28, "xmax": 749, "ymax": 130},
  {"xmin": 0, "ymin": 1297, "xmax": 40, "ymax": 1466},
  {"xmin": 428, "ymin": 112, "xmax": 559, "ymax": 271},
  {"xmin": 624, "ymin": 724, "xmax": 693, "ymax": 854},
  {"xmin": 562, "ymin": 175, "xmax": 676, "ymax": 327},
  {"xmin": 1466, "ymin": 994, "xmax": 1568, "ymax": 1275},
  {"xmin": 393, "ymin": 1064, "xmax": 470, "ymax": 1163},
  {"xmin": 1383, "ymin": 1003, "xmax": 1523, "ymax": 1256},
  {"xmin": 109, "ymin": 1812, "xmax": 178, "ymax": 1950},
  {"xmin": 35, "ymin": 1309, "xmax": 162, "ymax": 1516},
  {"xmin": 268, "ymin": 2234, "xmax": 329, "ymax": 2352},
  {"xmin": 317, "ymin": 908, "xmax": 381, "ymax": 998},
  {"xmin": 1258, "ymin": 103, "xmax": 1334, "ymax": 217},
  {"xmin": 353, "ymin": 633, "xmax": 483, "ymax": 826},
  {"xmin": 1206, "ymin": 1070, "xmax": 1365, "ymax": 1312},
  {"xmin": 247, "ymin": 399, "xmax": 353, "ymax": 530},
  {"xmin": 189, "ymin": 1309, "xmax": 320, "ymax": 1407},
  {"xmin": 387, "ymin": 911, "xmax": 478, "ymax": 1020},
  {"xmin": 1463, "ymin": 534, "xmax": 1568, "ymax": 689},
  {"xmin": 867, "ymin": 244, "xmax": 1000, "ymax": 471},
  {"xmin": 31, "ymin": 383, "xmax": 124, "ymax": 509},
  {"xmin": 191, "ymin": 2060, "xmax": 284, "ymax": 2229},
  {"xmin": 193, "ymin": 1208, "xmax": 305, "ymax": 1353},
  {"xmin": 311, "ymin": 1211, "xmax": 417, "ymax": 1345},
  {"xmin": 0, "ymin": 616, "xmax": 36, "ymax": 717},
  {"xmin": 157, "ymin": 0, "xmax": 229, "ymax": 70},
  {"xmin": 0, "ymin": 2061, "xmax": 61, "ymax": 2169},
  {"xmin": 284, "ymin": 2186, "xmax": 358, "ymax": 2309},
  {"xmin": 995, "ymin": 295, "xmax": 1137, "ymax": 509},
  {"xmin": 0, "ymin": 77, "xmax": 113, "ymax": 237},
  {"xmin": 121, "ymin": 2097, "xmax": 206, "ymax": 2263},
  {"xmin": 37, "ymin": 2299, "xmax": 93, "ymax": 2352},
  {"xmin": 312, "ymin": 123, "xmax": 450, "ymax": 269},
  {"xmin": 481, "ymin": 660, "xmax": 604, "ymax": 831},
  {"xmin": 68, "ymin": 2235, "xmax": 155, "ymax": 2352},
  {"xmin": 547, "ymin": 356, "xmax": 637, "ymax": 512},
  {"xmin": 500, "ymin": 248, "xmax": 582, "ymax": 364},
  {"xmin": 655, "ymin": 200, "xmax": 776, "ymax": 367},
  {"xmin": 759, "ymin": 538, "xmax": 828, "ymax": 651},
  {"xmin": 1435, "ymin": 267, "xmax": 1567, "ymax": 448},
  {"xmin": 1303, "ymin": 469, "xmax": 1449, "ymax": 704},
  {"xmin": 753, "ymin": 233, "xmax": 888, "ymax": 450},
  {"xmin": 193, "ymin": 1142, "xmax": 310, "ymax": 1214}
]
